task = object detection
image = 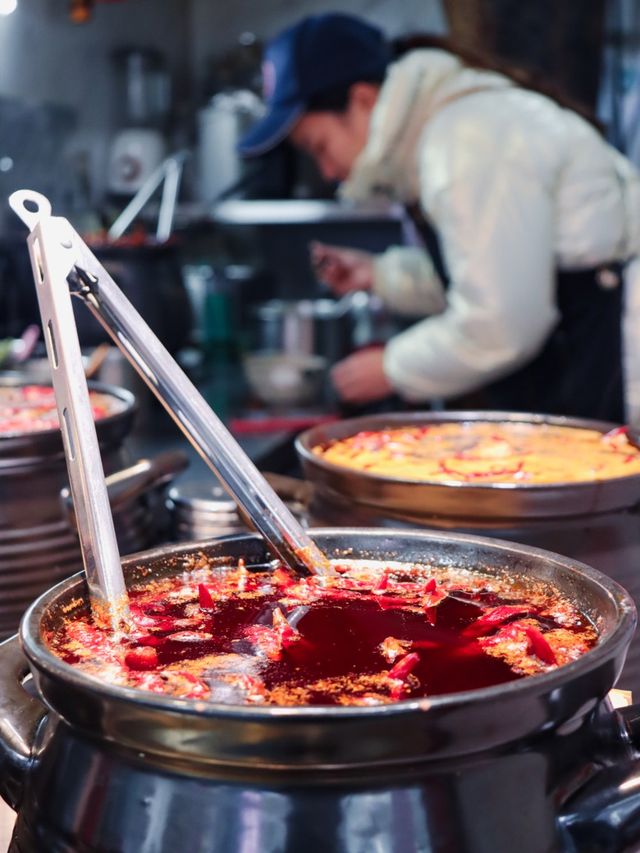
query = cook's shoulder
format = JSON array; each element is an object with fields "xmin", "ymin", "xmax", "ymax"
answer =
[{"xmin": 419, "ymin": 87, "xmax": 575, "ymax": 196}]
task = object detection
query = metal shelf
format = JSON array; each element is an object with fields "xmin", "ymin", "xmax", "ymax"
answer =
[{"xmin": 209, "ymin": 199, "xmax": 404, "ymax": 226}]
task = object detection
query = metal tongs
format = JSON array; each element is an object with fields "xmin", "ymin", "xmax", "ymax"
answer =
[
  {"xmin": 108, "ymin": 149, "xmax": 188, "ymax": 243},
  {"xmin": 10, "ymin": 190, "xmax": 332, "ymax": 633}
]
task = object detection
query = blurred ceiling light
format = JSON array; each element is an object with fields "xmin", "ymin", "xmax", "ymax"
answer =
[{"xmin": 0, "ymin": 0, "xmax": 17, "ymax": 15}]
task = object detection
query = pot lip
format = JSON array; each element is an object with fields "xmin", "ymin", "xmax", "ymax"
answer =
[
  {"xmin": 0, "ymin": 378, "xmax": 136, "ymax": 442},
  {"xmin": 296, "ymin": 410, "xmax": 640, "ymax": 494},
  {"xmin": 20, "ymin": 528, "xmax": 637, "ymax": 722}
]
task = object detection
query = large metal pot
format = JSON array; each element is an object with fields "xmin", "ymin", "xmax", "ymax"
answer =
[
  {"xmin": 296, "ymin": 412, "xmax": 640, "ymax": 697},
  {"xmin": 1, "ymin": 529, "xmax": 640, "ymax": 852}
]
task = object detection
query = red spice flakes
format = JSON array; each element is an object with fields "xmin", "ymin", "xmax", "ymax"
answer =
[
  {"xmin": 379, "ymin": 636, "xmax": 412, "ymax": 664},
  {"xmin": 272, "ymin": 567, "xmax": 296, "ymax": 589}
]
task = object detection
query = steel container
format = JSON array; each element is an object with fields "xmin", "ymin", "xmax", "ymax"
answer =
[{"xmin": 296, "ymin": 412, "xmax": 640, "ymax": 697}]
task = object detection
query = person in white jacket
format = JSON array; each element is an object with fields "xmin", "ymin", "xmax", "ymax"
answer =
[{"xmin": 239, "ymin": 13, "xmax": 640, "ymax": 422}]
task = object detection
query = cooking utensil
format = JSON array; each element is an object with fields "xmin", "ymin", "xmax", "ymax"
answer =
[
  {"xmin": 83, "ymin": 342, "xmax": 112, "ymax": 379},
  {"xmin": 1, "ymin": 529, "xmax": 639, "ymax": 852},
  {"xmin": 108, "ymin": 149, "xmax": 188, "ymax": 243},
  {"xmin": 9, "ymin": 192, "xmax": 130, "ymax": 632},
  {"xmin": 10, "ymin": 189, "xmax": 331, "ymax": 577}
]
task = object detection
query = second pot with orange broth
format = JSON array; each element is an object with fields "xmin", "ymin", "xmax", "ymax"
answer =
[{"xmin": 296, "ymin": 411, "xmax": 640, "ymax": 696}]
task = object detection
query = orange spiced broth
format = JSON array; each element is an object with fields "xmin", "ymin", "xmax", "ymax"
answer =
[
  {"xmin": 0, "ymin": 385, "xmax": 123, "ymax": 436},
  {"xmin": 46, "ymin": 557, "xmax": 597, "ymax": 707},
  {"xmin": 313, "ymin": 422, "xmax": 640, "ymax": 485}
]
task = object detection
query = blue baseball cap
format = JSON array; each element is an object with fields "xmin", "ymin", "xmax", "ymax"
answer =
[{"xmin": 237, "ymin": 13, "xmax": 390, "ymax": 156}]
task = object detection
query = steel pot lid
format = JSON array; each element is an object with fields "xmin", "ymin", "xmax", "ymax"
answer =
[
  {"xmin": 296, "ymin": 411, "xmax": 640, "ymax": 520},
  {"xmin": 166, "ymin": 481, "xmax": 240, "ymax": 516},
  {"xmin": 19, "ymin": 528, "xmax": 636, "ymax": 772}
]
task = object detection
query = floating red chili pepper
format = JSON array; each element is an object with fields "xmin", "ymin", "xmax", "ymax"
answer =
[
  {"xmin": 520, "ymin": 624, "xmax": 557, "ymax": 664},
  {"xmin": 498, "ymin": 621, "xmax": 557, "ymax": 665},
  {"xmin": 422, "ymin": 578, "xmax": 447, "ymax": 615},
  {"xmin": 602, "ymin": 426, "xmax": 628, "ymax": 441},
  {"xmin": 373, "ymin": 569, "xmax": 390, "ymax": 594},
  {"xmin": 272, "ymin": 608, "xmax": 298, "ymax": 649},
  {"xmin": 464, "ymin": 605, "xmax": 535, "ymax": 637},
  {"xmin": 198, "ymin": 583, "xmax": 214, "ymax": 610},
  {"xmin": 388, "ymin": 652, "xmax": 420, "ymax": 681},
  {"xmin": 125, "ymin": 646, "xmax": 158, "ymax": 671}
]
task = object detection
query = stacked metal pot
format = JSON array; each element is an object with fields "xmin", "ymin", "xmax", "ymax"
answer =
[{"xmin": 0, "ymin": 380, "xmax": 183, "ymax": 639}]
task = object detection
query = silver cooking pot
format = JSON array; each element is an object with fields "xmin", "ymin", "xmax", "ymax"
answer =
[
  {"xmin": 296, "ymin": 411, "xmax": 640, "ymax": 697},
  {"xmin": 1, "ymin": 529, "xmax": 640, "ymax": 852},
  {"xmin": 250, "ymin": 297, "xmax": 357, "ymax": 366}
]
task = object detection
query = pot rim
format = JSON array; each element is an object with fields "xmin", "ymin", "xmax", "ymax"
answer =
[
  {"xmin": 0, "ymin": 379, "xmax": 136, "ymax": 466},
  {"xmin": 0, "ymin": 377, "xmax": 136, "ymax": 441},
  {"xmin": 20, "ymin": 528, "xmax": 637, "ymax": 722}
]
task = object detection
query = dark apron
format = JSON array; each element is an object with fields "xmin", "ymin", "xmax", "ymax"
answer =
[{"xmin": 405, "ymin": 205, "xmax": 625, "ymax": 423}]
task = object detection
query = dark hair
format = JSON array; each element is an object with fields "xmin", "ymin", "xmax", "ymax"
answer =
[
  {"xmin": 306, "ymin": 77, "xmax": 386, "ymax": 113},
  {"xmin": 306, "ymin": 32, "xmax": 600, "ymax": 130}
]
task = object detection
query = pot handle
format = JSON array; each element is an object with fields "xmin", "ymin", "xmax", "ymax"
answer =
[
  {"xmin": 0, "ymin": 635, "xmax": 47, "ymax": 810},
  {"xmin": 558, "ymin": 704, "xmax": 640, "ymax": 851},
  {"xmin": 60, "ymin": 449, "xmax": 189, "ymax": 519}
]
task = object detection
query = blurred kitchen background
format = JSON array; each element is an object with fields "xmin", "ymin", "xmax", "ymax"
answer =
[{"xmin": 0, "ymin": 0, "xmax": 639, "ymax": 428}]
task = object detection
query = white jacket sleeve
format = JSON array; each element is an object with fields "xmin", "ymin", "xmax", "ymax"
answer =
[
  {"xmin": 384, "ymin": 119, "xmax": 560, "ymax": 401},
  {"xmin": 372, "ymin": 246, "xmax": 447, "ymax": 317}
]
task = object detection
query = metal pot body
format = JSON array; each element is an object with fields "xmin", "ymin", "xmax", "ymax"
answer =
[
  {"xmin": 0, "ymin": 381, "xmax": 135, "ymax": 637},
  {"xmin": 297, "ymin": 412, "xmax": 640, "ymax": 696},
  {"xmin": 1, "ymin": 530, "xmax": 640, "ymax": 852}
]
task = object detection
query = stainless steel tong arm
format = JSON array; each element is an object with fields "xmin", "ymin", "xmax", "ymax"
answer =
[
  {"xmin": 9, "ymin": 190, "xmax": 130, "ymax": 631},
  {"xmin": 10, "ymin": 190, "xmax": 333, "ymax": 577}
]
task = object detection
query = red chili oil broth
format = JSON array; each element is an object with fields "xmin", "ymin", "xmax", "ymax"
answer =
[{"xmin": 46, "ymin": 560, "xmax": 598, "ymax": 707}]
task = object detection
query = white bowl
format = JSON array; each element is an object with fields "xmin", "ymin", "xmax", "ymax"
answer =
[{"xmin": 242, "ymin": 352, "xmax": 328, "ymax": 407}]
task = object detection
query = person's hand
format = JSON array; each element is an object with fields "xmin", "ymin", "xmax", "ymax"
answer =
[
  {"xmin": 310, "ymin": 241, "xmax": 375, "ymax": 295},
  {"xmin": 330, "ymin": 347, "xmax": 394, "ymax": 405}
]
